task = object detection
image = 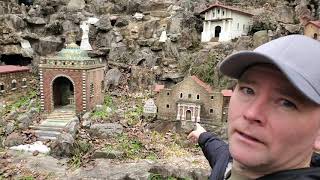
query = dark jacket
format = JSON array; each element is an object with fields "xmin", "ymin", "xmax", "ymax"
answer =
[
  {"xmin": 198, "ymin": 132, "xmax": 320, "ymax": 180},
  {"xmin": 198, "ymin": 132, "xmax": 232, "ymax": 180}
]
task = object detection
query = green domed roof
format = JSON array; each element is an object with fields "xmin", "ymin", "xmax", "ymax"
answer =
[{"xmin": 56, "ymin": 43, "xmax": 91, "ymax": 61}]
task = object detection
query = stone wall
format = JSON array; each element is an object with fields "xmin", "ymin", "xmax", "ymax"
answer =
[
  {"xmin": 0, "ymin": 71, "xmax": 32, "ymax": 96},
  {"xmin": 86, "ymin": 67, "xmax": 104, "ymax": 111}
]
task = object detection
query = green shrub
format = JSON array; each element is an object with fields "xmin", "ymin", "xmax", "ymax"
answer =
[
  {"xmin": 91, "ymin": 94, "xmax": 114, "ymax": 120},
  {"xmin": 68, "ymin": 139, "xmax": 92, "ymax": 168},
  {"xmin": 106, "ymin": 134, "xmax": 143, "ymax": 159},
  {"xmin": 125, "ymin": 105, "xmax": 143, "ymax": 126},
  {"xmin": 18, "ymin": 176, "xmax": 35, "ymax": 180}
]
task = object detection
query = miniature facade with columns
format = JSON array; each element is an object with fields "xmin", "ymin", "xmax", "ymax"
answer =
[
  {"xmin": 39, "ymin": 42, "xmax": 104, "ymax": 114},
  {"xmin": 154, "ymin": 76, "xmax": 224, "ymax": 125},
  {"xmin": 200, "ymin": 3, "xmax": 253, "ymax": 42}
]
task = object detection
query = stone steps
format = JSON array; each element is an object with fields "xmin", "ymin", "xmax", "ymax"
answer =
[
  {"xmin": 45, "ymin": 113, "xmax": 76, "ymax": 119},
  {"xmin": 32, "ymin": 108, "xmax": 77, "ymax": 141}
]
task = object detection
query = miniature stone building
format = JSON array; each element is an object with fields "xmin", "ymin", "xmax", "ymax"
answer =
[
  {"xmin": 304, "ymin": 20, "xmax": 320, "ymax": 40},
  {"xmin": 39, "ymin": 43, "xmax": 104, "ymax": 114},
  {"xmin": 221, "ymin": 89, "xmax": 232, "ymax": 122},
  {"xmin": 200, "ymin": 3, "xmax": 253, "ymax": 42},
  {"xmin": 155, "ymin": 76, "xmax": 224, "ymax": 125},
  {"xmin": 0, "ymin": 65, "xmax": 31, "ymax": 96}
]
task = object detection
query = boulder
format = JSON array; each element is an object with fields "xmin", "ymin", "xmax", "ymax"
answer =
[
  {"xmin": 25, "ymin": 17, "xmax": 46, "ymax": 25},
  {"xmin": 96, "ymin": 15, "xmax": 112, "ymax": 32},
  {"xmin": 95, "ymin": 31, "xmax": 115, "ymax": 48},
  {"xmin": 61, "ymin": 20, "xmax": 79, "ymax": 35},
  {"xmin": 50, "ymin": 132, "xmax": 74, "ymax": 157},
  {"xmin": 4, "ymin": 132, "xmax": 24, "ymax": 147},
  {"xmin": 275, "ymin": 4, "xmax": 295, "ymax": 24},
  {"xmin": 142, "ymin": 20, "xmax": 159, "ymax": 39},
  {"xmin": 0, "ymin": 14, "xmax": 27, "ymax": 31},
  {"xmin": 104, "ymin": 68, "xmax": 122, "ymax": 90},
  {"xmin": 234, "ymin": 36, "xmax": 253, "ymax": 51},
  {"xmin": 108, "ymin": 42, "xmax": 129, "ymax": 62},
  {"xmin": 46, "ymin": 21, "xmax": 63, "ymax": 35},
  {"xmin": 132, "ymin": 48, "xmax": 157, "ymax": 67},
  {"xmin": 66, "ymin": 117, "xmax": 79, "ymax": 137},
  {"xmin": 4, "ymin": 122, "xmax": 15, "ymax": 136},
  {"xmin": 33, "ymin": 36, "xmax": 63, "ymax": 56},
  {"xmin": 284, "ymin": 24, "xmax": 301, "ymax": 34},
  {"xmin": 88, "ymin": 123, "xmax": 123, "ymax": 139},
  {"xmin": 67, "ymin": 0, "xmax": 86, "ymax": 11},
  {"xmin": 17, "ymin": 114, "xmax": 32, "ymax": 130},
  {"xmin": 133, "ymin": 13, "xmax": 144, "ymax": 21},
  {"xmin": 92, "ymin": 149, "xmax": 124, "ymax": 159},
  {"xmin": 114, "ymin": 17, "xmax": 129, "ymax": 28},
  {"xmin": 253, "ymin": 30, "xmax": 269, "ymax": 48}
]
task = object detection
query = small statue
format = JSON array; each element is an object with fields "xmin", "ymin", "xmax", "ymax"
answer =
[{"xmin": 80, "ymin": 21, "xmax": 92, "ymax": 51}]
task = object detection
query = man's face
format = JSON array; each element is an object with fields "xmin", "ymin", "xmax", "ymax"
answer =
[{"xmin": 228, "ymin": 65, "xmax": 320, "ymax": 174}]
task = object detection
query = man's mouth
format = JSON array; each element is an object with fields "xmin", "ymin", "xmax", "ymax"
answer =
[{"xmin": 237, "ymin": 130, "xmax": 264, "ymax": 144}]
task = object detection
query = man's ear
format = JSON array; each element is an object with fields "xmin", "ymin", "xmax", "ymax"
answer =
[{"xmin": 314, "ymin": 129, "xmax": 320, "ymax": 151}]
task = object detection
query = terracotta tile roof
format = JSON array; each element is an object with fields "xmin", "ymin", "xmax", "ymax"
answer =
[
  {"xmin": 306, "ymin": 20, "xmax": 320, "ymax": 28},
  {"xmin": 221, "ymin": 89, "xmax": 233, "ymax": 97},
  {"xmin": 154, "ymin": 84, "xmax": 165, "ymax": 92},
  {"xmin": 200, "ymin": 3, "xmax": 254, "ymax": 17},
  {"xmin": 0, "ymin": 65, "xmax": 30, "ymax": 74},
  {"xmin": 190, "ymin": 76, "xmax": 213, "ymax": 93}
]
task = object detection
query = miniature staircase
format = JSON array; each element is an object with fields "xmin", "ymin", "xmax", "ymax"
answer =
[{"xmin": 31, "ymin": 106, "xmax": 76, "ymax": 141}]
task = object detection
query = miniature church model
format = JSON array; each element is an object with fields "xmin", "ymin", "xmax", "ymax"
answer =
[
  {"xmin": 39, "ymin": 42, "xmax": 104, "ymax": 114},
  {"xmin": 200, "ymin": 3, "xmax": 253, "ymax": 42},
  {"xmin": 154, "ymin": 76, "xmax": 224, "ymax": 125}
]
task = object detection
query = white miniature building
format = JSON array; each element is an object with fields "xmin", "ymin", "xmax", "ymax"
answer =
[{"xmin": 200, "ymin": 3, "xmax": 254, "ymax": 42}]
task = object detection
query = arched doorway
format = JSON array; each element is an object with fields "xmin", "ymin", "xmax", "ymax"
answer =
[
  {"xmin": 215, "ymin": 26, "xmax": 221, "ymax": 37},
  {"xmin": 314, "ymin": 33, "xmax": 318, "ymax": 40},
  {"xmin": 186, "ymin": 110, "xmax": 192, "ymax": 121},
  {"xmin": 52, "ymin": 76, "xmax": 74, "ymax": 108}
]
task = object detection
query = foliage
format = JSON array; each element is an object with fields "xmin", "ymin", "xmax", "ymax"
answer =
[
  {"xmin": 1, "ymin": 90, "xmax": 39, "ymax": 115},
  {"xmin": 148, "ymin": 173, "xmax": 191, "ymax": 180},
  {"xmin": 178, "ymin": 51, "xmax": 232, "ymax": 88},
  {"xmin": 104, "ymin": 95, "xmax": 113, "ymax": 107},
  {"xmin": 145, "ymin": 152, "xmax": 158, "ymax": 161},
  {"xmin": 68, "ymin": 139, "xmax": 92, "ymax": 168},
  {"xmin": 91, "ymin": 94, "xmax": 114, "ymax": 120},
  {"xmin": 108, "ymin": 134, "xmax": 143, "ymax": 159},
  {"xmin": 149, "ymin": 131, "xmax": 190, "ymax": 159},
  {"xmin": 18, "ymin": 176, "xmax": 35, "ymax": 180},
  {"xmin": 69, "ymin": 153, "xmax": 82, "ymax": 169},
  {"xmin": 124, "ymin": 105, "xmax": 143, "ymax": 126}
]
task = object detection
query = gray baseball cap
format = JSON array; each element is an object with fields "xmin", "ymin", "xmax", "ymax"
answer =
[{"xmin": 219, "ymin": 35, "xmax": 320, "ymax": 104}]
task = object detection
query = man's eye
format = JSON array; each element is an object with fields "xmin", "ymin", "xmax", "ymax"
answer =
[
  {"xmin": 240, "ymin": 87, "xmax": 254, "ymax": 95},
  {"xmin": 279, "ymin": 99, "xmax": 297, "ymax": 110}
]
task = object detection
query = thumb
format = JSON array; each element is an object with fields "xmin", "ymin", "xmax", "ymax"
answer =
[
  {"xmin": 187, "ymin": 131, "xmax": 194, "ymax": 139},
  {"xmin": 195, "ymin": 123, "xmax": 202, "ymax": 130}
]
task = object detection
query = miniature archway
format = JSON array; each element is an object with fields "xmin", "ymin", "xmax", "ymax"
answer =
[
  {"xmin": 314, "ymin": 33, "xmax": 318, "ymax": 40},
  {"xmin": 215, "ymin": 26, "xmax": 221, "ymax": 38},
  {"xmin": 186, "ymin": 110, "xmax": 192, "ymax": 121},
  {"xmin": 52, "ymin": 76, "xmax": 75, "ymax": 108}
]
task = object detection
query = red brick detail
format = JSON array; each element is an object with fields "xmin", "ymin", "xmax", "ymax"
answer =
[{"xmin": 42, "ymin": 69, "xmax": 83, "ymax": 113}]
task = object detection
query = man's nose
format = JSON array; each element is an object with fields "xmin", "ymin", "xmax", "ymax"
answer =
[{"xmin": 243, "ymin": 96, "xmax": 267, "ymax": 125}]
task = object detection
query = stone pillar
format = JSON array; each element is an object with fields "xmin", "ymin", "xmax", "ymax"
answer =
[
  {"xmin": 197, "ymin": 105, "xmax": 201, "ymax": 122},
  {"xmin": 176, "ymin": 104, "xmax": 181, "ymax": 120},
  {"xmin": 181, "ymin": 105, "xmax": 185, "ymax": 120},
  {"xmin": 223, "ymin": 20, "xmax": 226, "ymax": 32},
  {"xmin": 191, "ymin": 105, "xmax": 195, "ymax": 122}
]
